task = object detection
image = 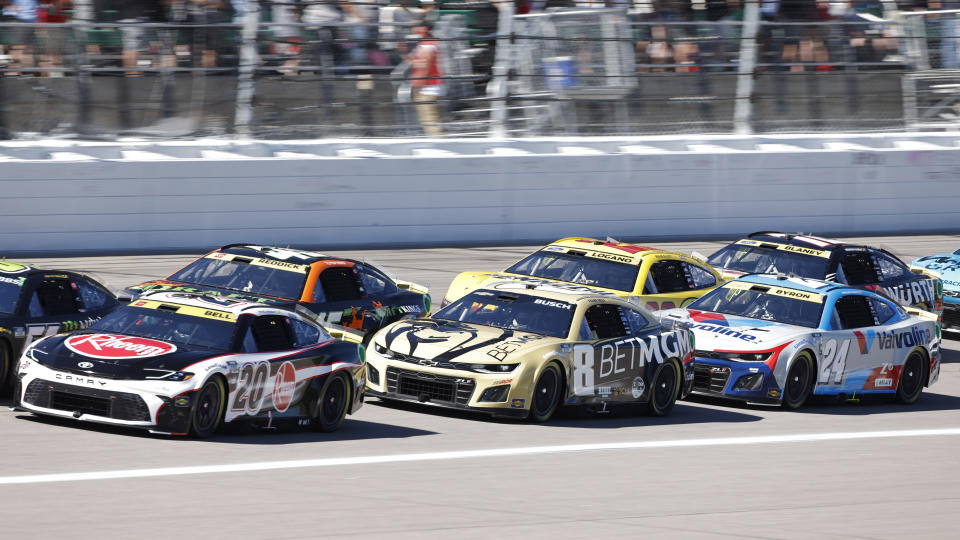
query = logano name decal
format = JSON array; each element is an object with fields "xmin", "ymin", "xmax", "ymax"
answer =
[{"xmin": 572, "ymin": 329, "xmax": 692, "ymax": 395}]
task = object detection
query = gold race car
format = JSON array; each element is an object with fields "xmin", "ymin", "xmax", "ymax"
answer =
[
  {"xmin": 366, "ymin": 282, "xmax": 694, "ymax": 421},
  {"xmin": 441, "ymin": 237, "xmax": 722, "ymax": 313}
]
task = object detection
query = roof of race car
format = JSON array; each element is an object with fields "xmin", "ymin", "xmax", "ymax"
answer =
[
  {"xmin": 546, "ymin": 237, "xmax": 688, "ymax": 265},
  {"xmin": 216, "ymin": 244, "xmax": 358, "ymax": 266},
  {"xmin": 473, "ymin": 281, "xmax": 623, "ymax": 304},
  {"xmin": 0, "ymin": 262, "xmax": 102, "ymax": 282},
  {"xmin": 131, "ymin": 291, "xmax": 271, "ymax": 321},
  {"xmin": 731, "ymin": 273, "xmax": 854, "ymax": 296}
]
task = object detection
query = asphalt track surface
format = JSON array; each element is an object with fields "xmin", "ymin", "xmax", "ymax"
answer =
[{"xmin": 2, "ymin": 235, "xmax": 960, "ymax": 540}]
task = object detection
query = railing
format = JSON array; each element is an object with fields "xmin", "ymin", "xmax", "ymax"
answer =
[{"xmin": 0, "ymin": 1, "xmax": 946, "ymax": 139}]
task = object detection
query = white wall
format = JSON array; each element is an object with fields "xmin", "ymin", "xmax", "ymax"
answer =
[{"xmin": 2, "ymin": 135, "xmax": 959, "ymax": 253}]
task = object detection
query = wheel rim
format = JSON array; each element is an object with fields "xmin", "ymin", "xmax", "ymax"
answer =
[
  {"xmin": 654, "ymin": 364, "xmax": 677, "ymax": 409},
  {"xmin": 322, "ymin": 377, "xmax": 347, "ymax": 422},
  {"xmin": 194, "ymin": 382, "xmax": 221, "ymax": 433},
  {"xmin": 786, "ymin": 358, "xmax": 810, "ymax": 402},
  {"xmin": 533, "ymin": 368, "xmax": 559, "ymax": 416},
  {"xmin": 900, "ymin": 354, "xmax": 923, "ymax": 397}
]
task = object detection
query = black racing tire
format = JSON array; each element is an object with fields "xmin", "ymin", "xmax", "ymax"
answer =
[
  {"xmin": 0, "ymin": 341, "xmax": 11, "ymax": 394},
  {"xmin": 189, "ymin": 376, "xmax": 226, "ymax": 439},
  {"xmin": 315, "ymin": 373, "xmax": 351, "ymax": 433},
  {"xmin": 782, "ymin": 351, "xmax": 814, "ymax": 409},
  {"xmin": 896, "ymin": 350, "xmax": 926, "ymax": 405},
  {"xmin": 527, "ymin": 364, "xmax": 562, "ymax": 423},
  {"xmin": 646, "ymin": 360, "xmax": 680, "ymax": 417}
]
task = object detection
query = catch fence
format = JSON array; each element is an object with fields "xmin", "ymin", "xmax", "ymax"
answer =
[{"xmin": 0, "ymin": 1, "xmax": 953, "ymax": 139}]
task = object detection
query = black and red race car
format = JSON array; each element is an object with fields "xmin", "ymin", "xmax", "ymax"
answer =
[
  {"xmin": 122, "ymin": 244, "xmax": 431, "ymax": 342},
  {"xmin": 14, "ymin": 291, "xmax": 365, "ymax": 437},
  {"xmin": 0, "ymin": 261, "xmax": 119, "ymax": 394}
]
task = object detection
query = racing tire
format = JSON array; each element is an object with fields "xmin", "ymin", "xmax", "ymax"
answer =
[
  {"xmin": 0, "ymin": 341, "xmax": 11, "ymax": 394},
  {"xmin": 781, "ymin": 352, "xmax": 814, "ymax": 410},
  {"xmin": 189, "ymin": 377, "xmax": 226, "ymax": 439},
  {"xmin": 896, "ymin": 350, "xmax": 926, "ymax": 405},
  {"xmin": 315, "ymin": 374, "xmax": 351, "ymax": 433},
  {"xmin": 646, "ymin": 360, "xmax": 680, "ymax": 417},
  {"xmin": 528, "ymin": 364, "xmax": 562, "ymax": 423}
]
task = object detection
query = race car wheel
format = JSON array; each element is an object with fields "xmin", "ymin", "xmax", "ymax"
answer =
[
  {"xmin": 0, "ymin": 341, "xmax": 11, "ymax": 392},
  {"xmin": 528, "ymin": 364, "xmax": 562, "ymax": 422},
  {"xmin": 782, "ymin": 352, "xmax": 814, "ymax": 409},
  {"xmin": 896, "ymin": 350, "xmax": 925, "ymax": 405},
  {"xmin": 315, "ymin": 374, "xmax": 350, "ymax": 433},
  {"xmin": 647, "ymin": 360, "xmax": 680, "ymax": 417},
  {"xmin": 189, "ymin": 377, "xmax": 226, "ymax": 438}
]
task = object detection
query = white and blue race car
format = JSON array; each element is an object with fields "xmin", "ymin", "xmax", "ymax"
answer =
[
  {"xmin": 910, "ymin": 250, "xmax": 960, "ymax": 332},
  {"xmin": 660, "ymin": 274, "xmax": 941, "ymax": 409}
]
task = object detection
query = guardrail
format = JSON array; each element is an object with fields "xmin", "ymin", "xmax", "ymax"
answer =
[{"xmin": 2, "ymin": 134, "xmax": 958, "ymax": 253}]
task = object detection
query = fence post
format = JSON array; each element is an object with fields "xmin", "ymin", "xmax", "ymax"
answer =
[
  {"xmin": 733, "ymin": 1, "xmax": 761, "ymax": 135},
  {"xmin": 488, "ymin": 1, "xmax": 515, "ymax": 138},
  {"xmin": 234, "ymin": 1, "xmax": 260, "ymax": 137},
  {"xmin": 73, "ymin": 0, "xmax": 94, "ymax": 135}
]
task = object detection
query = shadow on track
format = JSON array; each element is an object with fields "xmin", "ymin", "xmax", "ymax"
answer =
[
  {"xmin": 369, "ymin": 397, "xmax": 765, "ymax": 427},
  {"xmin": 10, "ymin": 412, "xmax": 436, "ymax": 443},
  {"xmin": 685, "ymin": 390, "xmax": 960, "ymax": 416}
]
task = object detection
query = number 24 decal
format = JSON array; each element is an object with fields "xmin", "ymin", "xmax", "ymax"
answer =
[{"xmin": 819, "ymin": 339, "xmax": 850, "ymax": 384}]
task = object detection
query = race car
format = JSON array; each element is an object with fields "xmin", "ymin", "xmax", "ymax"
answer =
[
  {"xmin": 122, "ymin": 244, "xmax": 430, "ymax": 341},
  {"xmin": 366, "ymin": 282, "xmax": 694, "ymax": 421},
  {"xmin": 910, "ymin": 250, "xmax": 960, "ymax": 331},
  {"xmin": 0, "ymin": 261, "xmax": 119, "ymax": 394},
  {"xmin": 659, "ymin": 274, "xmax": 941, "ymax": 408},
  {"xmin": 13, "ymin": 291, "xmax": 365, "ymax": 437},
  {"xmin": 706, "ymin": 232, "xmax": 942, "ymax": 315},
  {"xmin": 442, "ymin": 237, "xmax": 722, "ymax": 312}
]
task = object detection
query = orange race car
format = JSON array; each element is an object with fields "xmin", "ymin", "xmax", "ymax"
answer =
[{"xmin": 122, "ymin": 244, "xmax": 430, "ymax": 341}]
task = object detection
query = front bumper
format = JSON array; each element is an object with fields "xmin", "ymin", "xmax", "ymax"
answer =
[
  {"xmin": 15, "ymin": 360, "xmax": 197, "ymax": 435},
  {"xmin": 690, "ymin": 358, "xmax": 782, "ymax": 404},
  {"xmin": 365, "ymin": 351, "xmax": 533, "ymax": 418}
]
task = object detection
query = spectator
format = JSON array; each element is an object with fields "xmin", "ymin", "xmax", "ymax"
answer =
[
  {"xmin": 380, "ymin": 0, "xmax": 426, "ymax": 63},
  {"xmin": 778, "ymin": 0, "xmax": 819, "ymax": 71},
  {"xmin": 111, "ymin": 0, "xmax": 166, "ymax": 75},
  {"xmin": 2, "ymin": 0, "xmax": 38, "ymax": 76},
  {"xmin": 188, "ymin": 1, "xmax": 234, "ymax": 68},
  {"xmin": 408, "ymin": 21, "xmax": 444, "ymax": 136},
  {"xmin": 340, "ymin": 0, "xmax": 378, "ymax": 66},
  {"xmin": 271, "ymin": 0, "xmax": 302, "ymax": 73},
  {"xmin": 36, "ymin": 0, "xmax": 71, "ymax": 77}
]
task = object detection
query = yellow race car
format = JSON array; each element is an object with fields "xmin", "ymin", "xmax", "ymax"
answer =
[
  {"xmin": 366, "ymin": 282, "xmax": 694, "ymax": 421},
  {"xmin": 441, "ymin": 237, "xmax": 722, "ymax": 312}
]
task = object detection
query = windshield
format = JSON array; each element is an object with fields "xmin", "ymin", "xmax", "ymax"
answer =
[
  {"xmin": 0, "ymin": 275, "xmax": 23, "ymax": 314},
  {"xmin": 689, "ymin": 283, "xmax": 825, "ymax": 328},
  {"xmin": 707, "ymin": 244, "xmax": 829, "ymax": 278},
  {"xmin": 90, "ymin": 307, "xmax": 237, "ymax": 351},
  {"xmin": 505, "ymin": 250, "xmax": 639, "ymax": 292},
  {"xmin": 169, "ymin": 257, "xmax": 307, "ymax": 300},
  {"xmin": 434, "ymin": 290, "xmax": 575, "ymax": 338}
]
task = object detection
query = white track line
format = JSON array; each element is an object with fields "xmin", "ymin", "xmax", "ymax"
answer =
[{"xmin": 3, "ymin": 427, "xmax": 959, "ymax": 485}]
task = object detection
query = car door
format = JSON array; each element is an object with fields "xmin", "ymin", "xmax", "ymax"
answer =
[
  {"xmin": 15, "ymin": 274, "xmax": 90, "ymax": 351},
  {"xmin": 641, "ymin": 259, "xmax": 713, "ymax": 311},
  {"xmin": 868, "ymin": 250, "xmax": 938, "ymax": 311},
  {"xmin": 815, "ymin": 293, "xmax": 894, "ymax": 394},
  {"xmin": 231, "ymin": 314, "xmax": 299, "ymax": 418}
]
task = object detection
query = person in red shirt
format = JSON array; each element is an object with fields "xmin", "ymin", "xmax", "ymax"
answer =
[{"xmin": 408, "ymin": 22, "xmax": 445, "ymax": 137}]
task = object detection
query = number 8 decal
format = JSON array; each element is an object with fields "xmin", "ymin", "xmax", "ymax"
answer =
[{"xmin": 572, "ymin": 345, "xmax": 594, "ymax": 396}]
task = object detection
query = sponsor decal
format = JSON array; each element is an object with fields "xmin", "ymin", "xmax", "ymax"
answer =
[
  {"xmin": 485, "ymin": 274, "xmax": 618, "ymax": 295},
  {"xmin": 174, "ymin": 396, "xmax": 191, "ymax": 407},
  {"xmin": 0, "ymin": 261, "xmax": 30, "ymax": 274},
  {"xmin": 874, "ymin": 378, "xmax": 893, "ymax": 387},
  {"xmin": 852, "ymin": 330, "xmax": 876, "ymax": 354},
  {"xmin": 203, "ymin": 310, "xmax": 233, "ymax": 321},
  {"xmin": 0, "ymin": 275, "xmax": 25, "ymax": 286},
  {"xmin": 767, "ymin": 388, "xmax": 781, "ymax": 398},
  {"xmin": 863, "ymin": 364, "xmax": 902, "ymax": 391},
  {"xmin": 43, "ymin": 274, "xmax": 68, "ymax": 279},
  {"xmin": 689, "ymin": 323, "xmax": 758, "ymax": 342},
  {"xmin": 65, "ymin": 334, "xmax": 176, "ymax": 360},
  {"xmin": 272, "ymin": 361, "xmax": 297, "ymax": 413},
  {"xmin": 510, "ymin": 398, "xmax": 525, "ymax": 409},
  {"xmin": 129, "ymin": 299, "xmax": 237, "ymax": 322},
  {"xmin": 533, "ymin": 299, "xmax": 573, "ymax": 310},
  {"xmin": 494, "ymin": 379, "xmax": 513, "ymax": 385},
  {"xmin": 876, "ymin": 327, "xmax": 931, "ymax": 350},
  {"xmin": 486, "ymin": 334, "xmax": 545, "ymax": 361},
  {"xmin": 77, "ymin": 361, "xmax": 94, "ymax": 369},
  {"xmin": 915, "ymin": 255, "xmax": 960, "ymax": 273},
  {"xmin": 875, "ymin": 280, "xmax": 935, "ymax": 308},
  {"xmin": 254, "ymin": 257, "xmax": 309, "ymax": 273},
  {"xmin": 588, "ymin": 251, "xmax": 636, "ymax": 265},
  {"xmin": 54, "ymin": 372, "xmax": 107, "ymax": 387},
  {"xmin": 631, "ymin": 377, "xmax": 645, "ymax": 398},
  {"xmin": 779, "ymin": 244, "xmax": 830, "ymax": 258},
  {"xmin": 543, "ymin": 246, "xmax": 565, "ymax": 252},
  {"xmin": 572, "ymin": 329, "xmax": 692, "ymax": 396}
]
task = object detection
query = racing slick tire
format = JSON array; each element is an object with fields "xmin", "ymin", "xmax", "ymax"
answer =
[
  {"xmin": 646, "ymin": 360, "xmax": 680, "ymax": 417},
  {"xmin": 189, "ymin": 376, "xmax": 226, "ymax": 438},
  {"xmin": 315, "ymin": 373, "xmax": 351, "ymax": 433},
  {"xmin": 527, "ymin": 363, "xmax": 562, "ymax": 423},
  {"xmin": 782, "ymin": 351, "xmax": 814, "ymax": 410},
  {"xmin": 896, "ymin": 350, "xmax": 926, "ymax": 405},
  {"xmin": 0, "ymin": 340, "xmax": 11, "ymax": 393}
]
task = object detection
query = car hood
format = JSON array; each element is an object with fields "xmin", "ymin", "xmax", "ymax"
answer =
[
  {"xmin": 911, "ymin": 254, "xmax": 960, "ymax": 291},
  {"xmin": 376, "ymin": 319, "xmax": 560, "ymax": 365},
  {"xmin": 124, "ymin": 280, "xmax": 286, "ymax": 305},
  {"xmin": 660, "ymin": 309, "xmax": 812, "ymax": 352},
  {"xmin": 26, "ymin": 332, "xmax": 225, "ymax": 379}
]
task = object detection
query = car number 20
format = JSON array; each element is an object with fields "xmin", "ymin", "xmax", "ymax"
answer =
[{"xmin": 232, "ymin": 361, "xmax": 271, "ymax": 414}]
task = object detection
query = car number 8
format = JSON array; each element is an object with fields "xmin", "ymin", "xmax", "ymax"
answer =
[{"xmin": 572, "ymin": 345, "xmax": 594, "ymax": 396}]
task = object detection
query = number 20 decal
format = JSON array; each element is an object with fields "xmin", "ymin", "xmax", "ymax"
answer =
[
  {"xmin": 233, "ymin": 361, "xmax": 270, "ymax": 414},
  {"xmin": 819, "ymin": 339, "xmax": 850, "ymax": 384}
]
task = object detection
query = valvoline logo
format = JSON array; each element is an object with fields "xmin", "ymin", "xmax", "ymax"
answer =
[
  {"xmin": 65, "ymin": 334, "xmax": 176, "ymax": 360},
  {"xmin": 689, "ymin": 310, "xmax": 729, "ymax": 326}
]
